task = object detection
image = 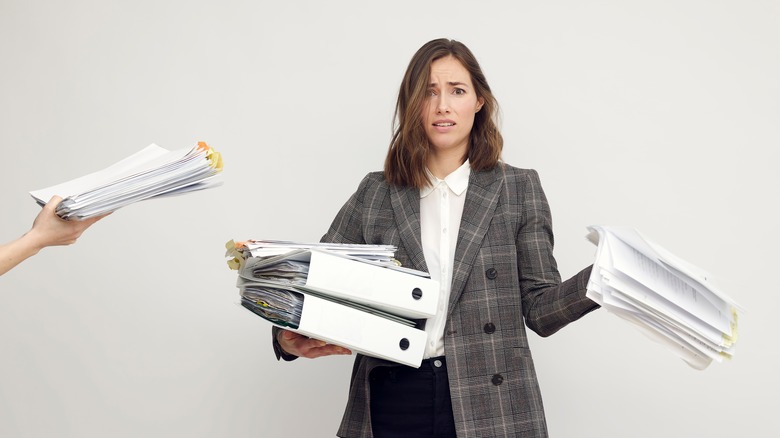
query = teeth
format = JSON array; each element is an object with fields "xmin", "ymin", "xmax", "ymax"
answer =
[{"xmin": 434, "ymin": 123, "xmax": 454, "ymax": 127}]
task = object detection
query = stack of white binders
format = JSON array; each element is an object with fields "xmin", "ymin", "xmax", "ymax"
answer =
[
  {"xmin": 586, "ymin": 226, "xmax": 742, "ymax": 370},
  {"xmin": 226, "ymin": 240, "xmax": 440, "ymax": 368}
]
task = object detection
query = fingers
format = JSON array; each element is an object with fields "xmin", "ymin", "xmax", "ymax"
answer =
[
  {"xmin": 74, "ymin": 212, "xmax": 109, "ymax": 231},
  {"xmin": 34, "ymin": 196, "xmax": 62, "ymax": 225},
  {"xmin": 305, "ymin": 344, "xmax": 353, "ymax": 359},
  {"xmin": 44, "ymin": 196, "xmax": 63, "ymax": 213},
  {"xmin": 44, "ymin": 195, "xmax": 107, "ymax": 234},
  {"xmin": 278, "ymin": 330, "xmax": 352, "ymax": 359},
  {"xmin": 87, "ymin": 211, "xmax": 112, "ymax": 223}
]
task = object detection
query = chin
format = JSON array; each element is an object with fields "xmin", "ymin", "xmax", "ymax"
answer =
[{"xmin": 431, "ymin": 144, "xmax": 464, "ymax": 155}]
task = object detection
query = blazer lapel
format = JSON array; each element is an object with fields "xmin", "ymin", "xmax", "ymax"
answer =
[
  {"xmin": 448, "ymin": 165, "xmax": 504, "ymax": 317},
  {"xmin": 389, "ymin": 184, "xmax": 428, "ymax": 273}
]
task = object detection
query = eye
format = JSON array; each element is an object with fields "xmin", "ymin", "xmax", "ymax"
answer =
[
  {"xmin": 453, "ymin": 88, "xmax": 466, "ymax": 95},
  {"xmin": 427, "ymin": 89, "xmax": 438, "ymax": 97}
]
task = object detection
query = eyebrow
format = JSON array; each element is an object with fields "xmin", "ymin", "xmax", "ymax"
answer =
[{"xmin": 428, "ymin": 81, "xmax": 470, "ymax": 88}]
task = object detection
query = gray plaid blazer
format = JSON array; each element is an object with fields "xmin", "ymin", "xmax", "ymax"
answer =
[{"xmin": 274, "ymin": 163, "xmax": 598, "ymax": 437}]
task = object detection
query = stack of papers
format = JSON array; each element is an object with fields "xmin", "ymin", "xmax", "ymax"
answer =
[
  {"xmin": 29, "ymin": 142, "xmax": 223, "ymax": 220},
  {"xmin": 228, "ymin": 239, "xmax": 397, "ymax": 266},
  {"xmin": 586, "ymin": 225, "xmax": 741, "ymax": 370},
  {"xmin": 240, "ymin": 284, "xmax": 304, "ymax": 330},
  {"xmin": 226, "ymin": 240, "xmax": 440, "ymax": 367}
]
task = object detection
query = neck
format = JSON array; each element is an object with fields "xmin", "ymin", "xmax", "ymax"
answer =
[{"xmin": 428, "ymin": 149, "xmax": 466, "ymax": 180}]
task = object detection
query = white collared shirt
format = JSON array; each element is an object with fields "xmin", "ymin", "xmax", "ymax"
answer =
[{"xmin": 419, "ymin": 160, "xmax": 470, "ymax": 358}]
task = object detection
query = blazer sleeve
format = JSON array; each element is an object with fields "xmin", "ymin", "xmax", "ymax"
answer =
[
  {"xmin": 516, "ymin": 169, "xmax": 599, "ymax": 337},
  {"xmin": 320, "ymin": 173, "xmax": 378, "ymax": 244},
  {"xmin": 272, "ymin": 326, "xmax": 300, "ymax": 361}
]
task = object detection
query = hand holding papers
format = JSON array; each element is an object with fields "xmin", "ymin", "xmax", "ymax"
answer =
[
  {"xmin": 29, "ymin": 142, "xmax": 223, "ymax": 220},
  {"xmin": 586, "ymin": 225, "xmax": 741, "ymax": 370},
  {"xmin": 227, "ymin": 240, "xmax": 440, "ymax": 367}
]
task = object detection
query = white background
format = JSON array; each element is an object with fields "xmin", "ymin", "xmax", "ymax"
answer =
[{"xmin": 1, "ymin": 1, "xmax": 777, "ymax": 437}]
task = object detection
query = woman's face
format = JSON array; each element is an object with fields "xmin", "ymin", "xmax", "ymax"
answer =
[{"xmin": 421, "ymin": 56, "xmax": 484, "ymax": 157}]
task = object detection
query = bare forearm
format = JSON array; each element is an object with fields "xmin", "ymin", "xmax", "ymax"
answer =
[
  {"xmin": 0, "ymin": 233, "xmax": 45, "ymax": 276},
  {"xmin": 0, "ymin": 196, "xmax": 106, "ymax": 277}
]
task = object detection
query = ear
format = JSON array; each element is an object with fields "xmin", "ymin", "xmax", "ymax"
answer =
[{"xmin": 476, "ymin": 97, "xmax": 485, "ymax": 113}]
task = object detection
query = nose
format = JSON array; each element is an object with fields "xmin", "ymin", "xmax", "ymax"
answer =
[{"xmin": 436, "ymin": 94, "xmax": 450, "ymax": 114}]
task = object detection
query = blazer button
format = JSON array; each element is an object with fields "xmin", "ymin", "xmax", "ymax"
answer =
[
  {"xmin": 484, "ymin": 322, "xmax": 496, "ymax": 334},
  {"xmin": 485, "ymin": 268, "xmax": 498, "ymax": 279},
  {"xmin": 491, "ymin": 374, "xmax": 504, "ymax": 386}
]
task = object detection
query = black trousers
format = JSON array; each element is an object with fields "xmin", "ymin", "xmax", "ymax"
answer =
[{"xmin": 369, "ymin": 356, "xmax": 457, "ymax": 438}]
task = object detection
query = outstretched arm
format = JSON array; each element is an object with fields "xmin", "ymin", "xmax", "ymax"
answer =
[{"xmin": 0, "ymin": 196, "xmax": 106, "ymax": 276}]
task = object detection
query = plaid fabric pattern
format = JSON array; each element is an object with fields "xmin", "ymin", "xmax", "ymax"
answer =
[{"xmin": 313, "ymin": 164, "xmax": 597, "ymax": 437}]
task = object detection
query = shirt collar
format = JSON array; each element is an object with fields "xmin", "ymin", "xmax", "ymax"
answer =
[{"xmin": 420, "ymin": 160, "xmax": 471, "ymax": 198}]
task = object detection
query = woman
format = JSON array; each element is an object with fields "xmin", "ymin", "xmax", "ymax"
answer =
[
  {"xmin": 0, "ymin": 196, "xmax": 105, "ymax": 276},
  {"xmin": 274, "ymin": 38, "xmax": 599, "ymax": 438}
]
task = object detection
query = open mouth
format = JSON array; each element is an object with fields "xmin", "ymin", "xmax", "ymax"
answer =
[{"xmin": 433, "ymin": 123, "xmax": 455, "ymax": 127}]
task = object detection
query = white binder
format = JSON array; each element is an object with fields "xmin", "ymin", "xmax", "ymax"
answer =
[
  {"xmin": 243, "ymin": 290, "xmax": 428, "ymax": 368},
  {"xmin": 299, "ymin": 293, "xmax": 426, "ymax": 368},
  {"xmin": 244, "ymin": 249, "xmax": 440, "ymax": 319}
]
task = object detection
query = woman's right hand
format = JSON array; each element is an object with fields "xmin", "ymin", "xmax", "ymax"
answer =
[{"xmin": 277, "ymin": 329, "xmax": 352, "ymax": 359}]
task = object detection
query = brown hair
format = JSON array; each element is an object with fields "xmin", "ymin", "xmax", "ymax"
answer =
[{"xmin": 384, "ymin": 38, "xmax": 503, "ymax": 188}]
